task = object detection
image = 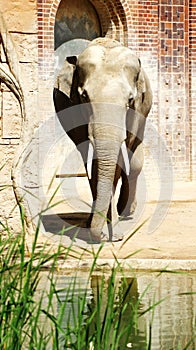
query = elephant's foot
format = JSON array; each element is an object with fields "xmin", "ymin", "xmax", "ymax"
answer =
[
  {"xmin": 89, "ymin": 230, "xmax": 124, "ymax": 243},
  {"xmin": 109, "ymin": 221, "xmax": 124, "ymax": 242},
  {"xmin": 130, "ymin": 198, "xmax": 137, "ymax": 214},
  {"xmin": 89, "ymin": 229, "xmax": 123, "ymax": 243},
  {"xmin": 88, "ymin": 222, "xmax": 124, "ymax": 243},
  {"xmin": 118, "ymin": 198, "xmax": 137, "ymax": 219},
  {"xmin": 111, "ymin": 232, "xmax": 124, "ymax": 242},
  {"xmin": 89, "ymin": 229, "xmax": 109, "ymax": 243}
]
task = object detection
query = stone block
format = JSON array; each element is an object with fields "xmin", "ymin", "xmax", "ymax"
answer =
[
  {"xmin": 24, "ymin": 91, "xmax": 39, "ymax": 129},
  {"xmin": 1, "ymin": 90, "xmax": 22, "ymax": 139},
  {"xmin": 0, "ymin": 184, "xmax": 21, "ymax": 233},
  {"xmin": 0, "ymin": 0, "xmax": 37, "ymax": 33},
  {"xmin": 0, "ymin": 144, "xmax": 17, "ymax": 181},
  {"xmin": 20, "ymin": 62, "xmax": 38, "ymax": 93},
  {"xmin": 11, "ymin": 33, "xmax": 38, "ymax": 63}
]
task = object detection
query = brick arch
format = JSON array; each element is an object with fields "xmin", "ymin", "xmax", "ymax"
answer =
[
  {"xmin": 49, "ymin": 0, "xmax": 131, "ymax": 45},
  {"xmin": 37, "ymin": 0, "xmax": 133, "ymax": 77}
]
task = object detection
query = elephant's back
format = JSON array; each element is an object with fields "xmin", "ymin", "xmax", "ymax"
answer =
[{"xmin": 89, "ymin": 37, "xmax": 122, "ymax": 49}]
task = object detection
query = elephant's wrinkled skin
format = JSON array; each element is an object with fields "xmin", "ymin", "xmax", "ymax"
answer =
[{"xmin": 54, "ymin": 38, "xmax": 152, "ymax": 242}]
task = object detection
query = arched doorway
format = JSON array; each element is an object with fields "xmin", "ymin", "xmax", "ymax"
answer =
[{"xmin": 54, "ymin": 0, "xmax": 102, "ymax": 49}]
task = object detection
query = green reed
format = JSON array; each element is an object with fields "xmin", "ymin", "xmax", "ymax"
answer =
[{"xmin": 0, "ymin": 200, "xmax": 195, "ymax": 350}]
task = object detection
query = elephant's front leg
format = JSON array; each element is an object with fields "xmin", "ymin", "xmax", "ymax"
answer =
[
  {"xmin": 106, "ymin": 196, "xmax": 123, "ymax": 242},
  {"xmin": 87, "ymin": 157, "xmax": 110, "ymax": 242},
  {"xmin": 88, "ymin": 151, "xmax": 122, "ymax": 242},
  {"xmin": 117, "ymin": 143, "xmax": 144, "ymax": 217},
  {"xmin": 106, "ymin": 163, "xmax": 124, "ymax": 241}
]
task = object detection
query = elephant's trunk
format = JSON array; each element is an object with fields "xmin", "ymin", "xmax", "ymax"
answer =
[
  {"xmin": 90, "ymin": 138, "xmax": 121, "ymax": 241},
  {"xmin": 88, "ymin": 103, "xmax": 127, "ymax": 241}
]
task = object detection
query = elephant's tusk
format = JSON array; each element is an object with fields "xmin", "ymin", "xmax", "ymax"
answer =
[
  {"xmin": 121, "ymin": 142, "xmax": 130, "ymax": 175},
  {"xmin": 87, "ymin": 142, "xmax": 94, "ymax": 179}
]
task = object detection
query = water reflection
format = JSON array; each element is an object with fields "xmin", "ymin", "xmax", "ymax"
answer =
[
  {"xmin": 137, "ymin": 273, "xmax": 196, "ymax": 349},
  {"xmin": 38, "ymin": 271, "xmax": 196, "ymax": 349},
  {"xmin": 89, "ymin": 275, "xmax": 148, "ymax": 349}
]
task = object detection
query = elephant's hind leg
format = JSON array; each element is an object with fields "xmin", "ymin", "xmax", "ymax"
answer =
[{"xmin": 117, "ymin": 143, "xmax": 144, "ymax": 217}]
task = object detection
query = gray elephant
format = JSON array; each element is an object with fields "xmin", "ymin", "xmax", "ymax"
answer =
[{"xmin": 54, "ymin": 37, "xmax": 152, "ymax": 243}]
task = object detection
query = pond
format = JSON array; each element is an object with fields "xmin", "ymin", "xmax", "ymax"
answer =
[{"xmin": 36, "ymin": 270, "xmax": 196, "ymax": 350}]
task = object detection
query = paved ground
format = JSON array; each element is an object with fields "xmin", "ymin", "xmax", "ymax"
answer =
[{"xmin": 31, "ymin": 180, "xmax": 196, "ymax": 270}]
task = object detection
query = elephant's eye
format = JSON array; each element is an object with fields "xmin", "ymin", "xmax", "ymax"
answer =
[
  {"xmin": 78, "ymin": 87, "xmax": 89, "ymax": 101},
  {"xmin": 134, "ymin": 73, "xmax": 139, "ymax": 83},
  {"xmin": 128, "ymin": 97, "xmax": 134, "ymax": 109},
  {"xmin": 81, "ymin": 90, "xmax": 88, "ymax": 100}
]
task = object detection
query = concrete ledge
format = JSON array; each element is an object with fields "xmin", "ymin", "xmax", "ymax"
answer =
[{"xmin": 57, "ymin": 258, "xmax": 196, "ymax": 272}]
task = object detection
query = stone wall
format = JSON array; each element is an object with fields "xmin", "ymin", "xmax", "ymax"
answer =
[{"xmin": 0, "ymin": 0, "xmax": 38, "ymax": 231}]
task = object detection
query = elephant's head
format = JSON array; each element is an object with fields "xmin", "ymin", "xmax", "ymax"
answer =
[{"xmin": 56, "ymin": 38, "xmax": 152, "ymax": 242}]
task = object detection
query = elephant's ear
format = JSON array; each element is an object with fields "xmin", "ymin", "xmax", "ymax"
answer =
[
  {"xmin": 67, "ymin": 57, "xmax": 81, "ymax": 105},
  {"xmin": 67, "ymin": 56, "xmax": 77, "ymax": 66},
  {"xmin": 136, "ymin": 66, "xmax": 146, "ymax": 102}
]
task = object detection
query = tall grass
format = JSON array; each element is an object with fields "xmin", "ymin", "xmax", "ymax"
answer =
[
  {"xmin": 0, "ymin": 201, "xmax": 195, "ymax": 349},
  {"xmin": 0, "ymin": 205, "xmax": 144, "ymax": 350}
]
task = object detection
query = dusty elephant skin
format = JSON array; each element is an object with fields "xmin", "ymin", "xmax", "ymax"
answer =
[{"xmin": 54, "ymin": 38, "xmax": 152, "ymax": 243}]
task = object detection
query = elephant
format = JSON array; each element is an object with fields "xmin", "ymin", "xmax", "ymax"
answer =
[{"xmin": 53, "ymin": 37, "xmax": 152, "ymax": 243}]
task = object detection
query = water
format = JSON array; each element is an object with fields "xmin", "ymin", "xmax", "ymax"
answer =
[{"xmin": 37, "ymin": 271, "xmax": 196, "ymax": 349}]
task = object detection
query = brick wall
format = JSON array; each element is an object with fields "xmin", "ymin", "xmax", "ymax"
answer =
[
  {"xmin": 158, "ymin": 0, "xmax": 190, "ymax": 179},
  {"xmin": 189, "ymin": 0, "xmax": 196, "ymax": 179},
  {"xmin": 37, "ymin": 0, "xmax": 195, "ymax": 180}
]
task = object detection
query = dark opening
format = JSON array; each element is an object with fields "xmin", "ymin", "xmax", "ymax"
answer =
[{"xmin": 54, "ymin": 0, "xmax": 102, "ymax": 50}]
